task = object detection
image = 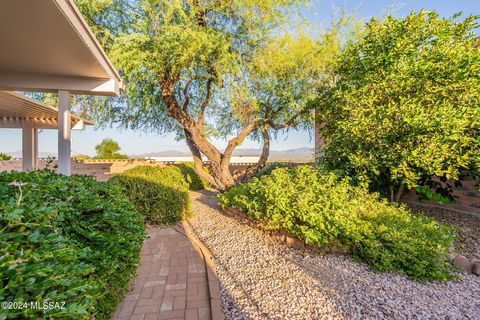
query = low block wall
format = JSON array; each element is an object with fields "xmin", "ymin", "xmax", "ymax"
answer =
[
  {"xmin": 0, "ymin": 159, "xmax": 162, "ymax": 181},
  {"xmin": 401, "ymin": 179, "xmax": 480, "ymax": 214}
]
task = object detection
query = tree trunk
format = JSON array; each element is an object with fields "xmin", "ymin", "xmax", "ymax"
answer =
[
  {"xmin": 236, "ymin": 125, "xmax": 270, "ymax": 182},
  {"xmin": 184, "ymin": 129, "xmax": 235, "ymax": 191},
  {"xmin": 184, "ymin": 129, "xmax": 217, "ymax": 187},
  {"xmin": 393, "ymin": 184, "xmax": 405, "ymax": 202},
  {"xmin": 160, "ymin": 76, "xmax": 263, "ymax": 191}
]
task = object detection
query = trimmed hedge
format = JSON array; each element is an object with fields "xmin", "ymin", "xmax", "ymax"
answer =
[
  {"xmin": 110, "ymin": 164, "xmax": 206, "ymax": 225},
  {"xmin": 0, "ymin": 170, "xmax": 144, "ymax": 319},
  {"xmin": 173, "ymin": 163, "xmax": 209, "ymax": 190},
  {"xmin": 219, "ymin": 166, "xmax": 456, "ymax": 280}
]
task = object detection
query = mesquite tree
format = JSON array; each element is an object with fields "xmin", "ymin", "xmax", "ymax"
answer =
[{"xmin": 76, "ymin": 0, "xmax": 331, "ymax": 190}]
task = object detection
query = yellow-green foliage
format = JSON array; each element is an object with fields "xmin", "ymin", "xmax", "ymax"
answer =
[
  {"xmin": 110, "ymin": 164, "xmax": 206, "ymax": 224},
  {"xmin": 317, "ymin": 11, "xmax": 480, "ymax": 195},
  {"xmin": 219, "ymin": 166, "xmax": 456, "ymax": 280}
]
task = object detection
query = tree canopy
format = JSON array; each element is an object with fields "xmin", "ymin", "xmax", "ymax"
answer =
[
  {"xmin": 0, "ymin": 153, "xmax": 11, "ymax": 161},
  {"xmin": 75, "ymin": 0, "xmax": 344, "ymax": 190},
  {"xmin": 94, "ymin": 138, "xmax": 128, "ymax": 159},
  {"xmin": 317, "ymin": 11, "xmax": 480, "ymax": 200}
]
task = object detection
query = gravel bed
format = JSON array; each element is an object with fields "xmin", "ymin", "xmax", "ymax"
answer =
[
  {"xmin": 410, "ymin": 205, "xmax": 480, "ymax": 259},
  {"xmin": 186, "ymin": 190, "xmax": 480, "ymax": 320}
]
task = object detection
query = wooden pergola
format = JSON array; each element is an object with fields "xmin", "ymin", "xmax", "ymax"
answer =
[{"xmin": 0, "ymin": 0, "xmax": 122, "ymax": 175}]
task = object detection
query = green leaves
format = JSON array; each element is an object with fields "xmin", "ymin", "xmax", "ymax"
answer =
[
  {"xmin": 0, "ymin": 153, "xmax": 11, "ymax": 161},
  {"xmin": 94, "ymin": 138, "xmax": 128, "ymax": 159},
  {"xmin": 0, "ymin": 170, "xmax": 145, "ymax": 319},
  {"xmin": 318, "ymin": 11, "xmax": 480, "ymax": 196},
  {"xmin": 110, "ymin": 163, "xmax": 206, "ymax": 225},
  {"xmin": 219, "ymin": 166, "xmax": 456, "ymax": 280}
]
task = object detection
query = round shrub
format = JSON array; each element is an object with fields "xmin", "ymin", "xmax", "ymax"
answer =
[
  {"xmin": 254, "ymin": 162, "xmax": 293, "ymax": 179},
  {"xmin": 219, "ymin": 166, "xmax": 456, "ymax": 280},
  {"xmin": 0, "ymin": 170, "xmax": 145, "ymax": 319},
  {"xmin": 172, "ymin": 163, "xmax": 209, "ymax": 190},
  {"xmin": 110, "ymin": 165, "xmax": 194, "ymax": 225}
]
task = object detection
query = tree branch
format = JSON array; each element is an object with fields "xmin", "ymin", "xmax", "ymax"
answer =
[
  {"xmin": 267, "ymin": 106, "xmax": 312, "ymax": 130},
  {"xmin": 182, "ymin": 79, "xmax": 194, "ymax": 112},
  {"xmin": 235, "ymin": 125, "xmax": 270, "ymax": 181},
  {"xmin": 184, "ymin": 129, "xmax": 217, "ymax": 187},
  {"xmin": 197, "ymin": 78, "xmax": 213, "ymax": 130},
  {"xmin": 221, "ymin": 120, "xmax": 262, "ymax": 170}
]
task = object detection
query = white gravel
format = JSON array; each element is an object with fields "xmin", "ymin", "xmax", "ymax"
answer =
[{"xmin": 186, "ymin": 190, "xmax": 480, "ymax": 320}]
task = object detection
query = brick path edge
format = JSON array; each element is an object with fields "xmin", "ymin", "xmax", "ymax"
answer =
[{"xmin": 173, "ymin": 220, "xmax": 225, "ymax": 320}]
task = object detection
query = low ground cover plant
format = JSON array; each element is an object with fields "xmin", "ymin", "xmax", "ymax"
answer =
[
  {"xmin": 0, "ymin": 170, "xmax": 144, "ymax": 319},
  {"xmin": 219, "ymin": 166, "xmax": 456, "ymax": 280},
  {"xmin": 110, "ymin": 164, "xmax": 206, "ymax": 225}
]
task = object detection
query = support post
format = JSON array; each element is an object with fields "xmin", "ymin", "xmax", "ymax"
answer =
[
  {"xmin": 22, "ymin": 119, "xmax": 35, "ymax": 171},
  {"xmin": 58, "ymin": 90, "xmax": 71, "ymax": 175},
  {"xmin": 33, "ymin": 129, "xmax": 38, "ymax": 168}
]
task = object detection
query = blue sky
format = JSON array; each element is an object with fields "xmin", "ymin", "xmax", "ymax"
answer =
[{"xmin": 1, "ymin": 0, "xmax": 479, "ymax": 156}]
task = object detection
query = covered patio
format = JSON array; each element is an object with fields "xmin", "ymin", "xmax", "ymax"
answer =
[
  {"xmin": 0, "ymin": 0, "xmax": 122, "ymax": 175},
  {"xmin": 0, "ymin": 91, "xmax": 94, "ymax": 172}
]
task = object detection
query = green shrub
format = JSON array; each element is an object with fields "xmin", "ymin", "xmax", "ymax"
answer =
[
  {"xmin": 172, "ymin": 163, "xmax": 209, "ymax": 190},
  {"xmin": 254, "ymin": 162, "xmax": 293, "ymax": 178},
  {"xmin": 219, "ymin": 166, "xmax": 456, "ymax": 280},
  {"xmin": 0, "ymin": 170, "xmax": 145, "ymax": 319},
  {"xmin": 317, "ymin": 11, "xmax": 480, "ymax": 199},
  {"xmin": 110, "ymin": 165, "xmax": 200, "ymax": 224},
  {"xmin": 0, "ymin": 152, "xmax": 11, "ymax": 160}
]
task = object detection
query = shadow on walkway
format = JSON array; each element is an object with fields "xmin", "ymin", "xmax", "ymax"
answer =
[{"xmin": 111, "ymin": 226, "xmax": 223, "ymax": 320}]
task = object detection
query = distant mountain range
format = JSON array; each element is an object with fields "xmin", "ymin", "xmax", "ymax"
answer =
[
  {"xmin": 134, "ymin": 147, "xmax": 314, "ymax": 161},
  {"xmin": 4, "ymin": 146, "xmax": 315, "ymax": 161},
  {"xmin": 6, "ymin": 151, "xmax": 57, "ymax": 158}
]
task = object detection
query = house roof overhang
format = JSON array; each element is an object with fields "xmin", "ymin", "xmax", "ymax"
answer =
[
  {"xmin": 0, "ymin": 0, "xmax": 122, "ymax": 96},
  {"xmin": 0, "ymin": 91, "xmax": 94, "ymax": 129}
]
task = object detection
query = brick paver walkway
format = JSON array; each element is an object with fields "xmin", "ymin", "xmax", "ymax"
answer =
[{"xmin": 112, "ymin": 227, "xmax": 220, "ymax": 320}]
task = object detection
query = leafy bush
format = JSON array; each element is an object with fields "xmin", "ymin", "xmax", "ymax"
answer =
[
  {"xmin": 110, "ymin": 164, "xmax": 206, "ymax": 224},
  {"xmin": 172, "ymin": 162, "xmax": 209, "ymax": 190},
  {"xmin": 317, "ymin": 11, "xmax": 480, "ymax": 200},
  {"xmin": 0, "ymin": 152, "xmax": 11, "ymax": 160},
  {"xmin": 219, "ymin": 166, "xmax": 456, "ymax": 280},
  {"xmin": 0, "ymin": 170, "xmax": 144, "ymax": 319},
  {"xmin": 254, "ymin": 162, "xmax": 293, "ymax": 178}
]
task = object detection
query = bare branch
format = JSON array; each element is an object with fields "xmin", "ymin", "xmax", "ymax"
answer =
[
  {"xmin": 197, "ymin": 78, "xmax": 213, "ymax": 130},
  {"xmin": 221, "ymin": 120, "xmax": 262, "ymax": 169},
  {"xmin": 182, "ymin": 79, "xmax": 194, "ymax": 111},
  {"xmin": 235, "ymin": 125, "xmax": 270, "ymax": 181}
]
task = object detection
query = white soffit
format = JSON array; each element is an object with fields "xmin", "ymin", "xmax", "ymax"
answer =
[{"xmin": 0, "ymin": 0, "xmax": 122, "ymax": 96}]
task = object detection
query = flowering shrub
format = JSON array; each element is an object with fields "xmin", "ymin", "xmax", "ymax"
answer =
[
  {"xmin": 219, "ymin": 166, "xmax": 456, "ymax": 280},
  {"xmin": 0, "ymin": 170, "xmax": 144, "ymax": 319}
]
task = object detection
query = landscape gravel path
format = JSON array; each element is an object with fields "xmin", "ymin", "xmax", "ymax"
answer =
[
  {"xmin": 186, "ymin": 190, "xmax": 480, "ymax": 320},
  {"xmin": 411, "ymin": 205, "xmax": 480, "ymax": 260}
]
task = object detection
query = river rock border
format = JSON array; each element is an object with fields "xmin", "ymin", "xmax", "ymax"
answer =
[
  {"xmin": 222, "ymin": 206, "xmax": 480, "ymax": 276},
  {"xmin": 452, "ymin": 255, "xmax": 480, "ymax": 276}
]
